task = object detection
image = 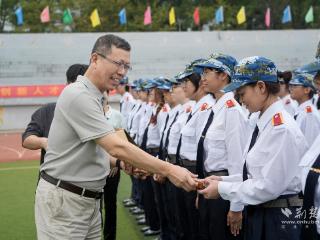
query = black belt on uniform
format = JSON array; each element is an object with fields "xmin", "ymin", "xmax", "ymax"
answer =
[
  {"xmin": 252, "ymin": 194, "xmax": 303, "ymax": 208},
  {"xmin": 180, "ymin": 159, "xmax": 196, "ymax": 167},
  {"xmin": 147, "ymin": 147, "xmax": 160, "ymax": 155},
  {"xmin": 40, "ymin": 171, "xmax": 103, "ymax": 199},
  {"xmin": 204, "ymin": 170, "xmax": 228, "ymax": 177},
  {"xmin": 166, "ymin": 154, "xmax": 177, "ymax": 164}
]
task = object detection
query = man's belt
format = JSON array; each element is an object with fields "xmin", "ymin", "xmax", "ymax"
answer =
[
  {"xmin": 40, "ymin": 172, "xmax": 103, "ymax": 199},
  {"xmin": 258, "ymin": 194, "xmax": 303, "ymax": 208},
  {"xmin": 205, "ymin": 170, "xmax": 229, "ymax": 177}
]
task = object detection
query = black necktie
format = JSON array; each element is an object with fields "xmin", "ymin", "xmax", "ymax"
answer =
[
  {"xmin": 294, "ymin": 114, "xmax": 298, "ymax": 120},
  {"xmin": 317, "ymin": 96, "xmax": 320, "ymax": 110},
  {"xmin": 196, "ymin": 111, "xmax": 214, "ymax": 178},
  {"xmin": 301, "ymin": 153, "xmax": 320, "ymax": 239},
  {"xmin": 140, "ymin": 124, "xmax": 150, "ymax": 151},
  {"xmin": 176, "ymin": 112, "xmax": 193, "ymax": 164},
  {"xmin": 243, "ymin": 125, "xmax": 259, "ymax": 181},
  {"xmin": 158, "ymin": 115, "xmax": 170, "ymax": 160},
  {"xmin": 120, "ymin": 101, "xmax": 123, "ymax": 113},
  {"xmin": 164, "ymin": 112, "xmax": 179, "ymax": 150},
  {"xmin": 129, "ymin": 104, "xmax": 142, "ymax": 130}
]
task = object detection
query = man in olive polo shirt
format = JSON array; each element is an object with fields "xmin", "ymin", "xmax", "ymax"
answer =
[{"xmin": 35, "ymin": 34, "xmax": 197, "ymax": 239}]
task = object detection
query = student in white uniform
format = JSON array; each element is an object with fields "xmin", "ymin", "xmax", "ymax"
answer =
[
  {"xmin": 294, "ymin": 60, "xmax": 320, "ymax": 110},
  {"xmin": 198, "ymin": 56, "xmax": 308, "ymax": 240},
  {"xmin": 129, "ymin": 79, "xmax": 149, "ymax": 143},
  {"xmin": 176, "ymin": 63, "xmax": 215, "ymax": 240},
  {"xmin": 166, "ymin": 72, "xmax": 195, "ymax": 240},
  {"xmin": 116, "ymin": 76, "xmax": 135, "ymax": 129},
  {"xmin": 195, "ymin": 54, "xmax": 248, "ymax": 240},
  {"xmin": 300, "ymin": 133, "xmax": 320, "ymax": 239},
  {"xmin": 277, "ymin": 71, "xmax": 298, "ymax": 116},
  {"xmin": 289, "ymin": 73, "xmax": 320, "ymax": 146}
]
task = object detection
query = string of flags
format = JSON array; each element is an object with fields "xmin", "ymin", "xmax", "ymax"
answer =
[{"xmin": 13, "ymin": 4, "xmax": 316, "ymax": 29}]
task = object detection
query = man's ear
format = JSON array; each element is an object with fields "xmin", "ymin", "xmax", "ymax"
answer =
[{"xmin": 90, "ymin": 53, "xmax": 99, "ymax": 66}]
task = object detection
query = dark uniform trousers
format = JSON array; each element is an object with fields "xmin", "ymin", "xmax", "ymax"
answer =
[
  {"xmin": 245, "ymin": 205, "xmax": 301, "ymax": 240},
  {"xmin": 152, "ymin": 177, "xmax": 172, "ymax": 239},
  {"xmin": 143, "ymin": 149, "xmax": 160, "ymax": 231},
  {"xmin": 103, "ymin": 170, "xmax": 120, "ymax": 240},
  {"xmin": 198, "ymin": 195, "xmax": 243, "ymax": 240},
  {"xmin": 175, "ymin": 164, "xmax": 199, "ymax": 240}
]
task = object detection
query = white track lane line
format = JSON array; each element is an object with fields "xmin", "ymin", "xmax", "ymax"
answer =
[{"xmin": 0, "ymin": 166, "xmax": 39, "ymax": 171}]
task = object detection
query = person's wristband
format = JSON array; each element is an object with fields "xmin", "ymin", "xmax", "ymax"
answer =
[{"xmin": 116, "ymin": 159, "xmax": 121, "ymax": 169}]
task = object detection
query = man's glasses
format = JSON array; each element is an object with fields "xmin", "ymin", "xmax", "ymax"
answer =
[{"xmin": 96, "ymin": 52, "xmax": 132, "ymax": 72}]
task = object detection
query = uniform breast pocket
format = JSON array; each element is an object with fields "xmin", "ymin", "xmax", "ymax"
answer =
[
  {"xmin": 246, "ymin": 151, "xmax": 269, "ymax": 178},
  {"xmin": 182, "ymin": 127, "xmax": 196, "ymax": 145},
  {"xmin": 206, "ymin": 131, "xmax": 226, "ymax": 158}
]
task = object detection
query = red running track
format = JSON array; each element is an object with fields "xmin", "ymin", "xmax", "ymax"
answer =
[{"xmin": 0, "ymin": 132, "xmax": 40, "ymax": 163}]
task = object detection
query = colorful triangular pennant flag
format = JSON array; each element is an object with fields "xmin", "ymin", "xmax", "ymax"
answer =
[
  {"xmin": 40, "ymin": 6, "xmax": 50, "ymax": 23},
  {"xmin": 144, "ymin": 6, "xmax": 152, "ymax": 25},
  {"xmin": 215, "ymin": 6, "xmax": 224, "ymax": 24},
  {"xmin": 90, "ymin": 9, "xmax": 101, "ymax": 28},
  {"xmin": 169, "ymin": 7, "xmax": 176, "ymax": 26},
  {"xmin": 282, "ymin": 5, "xmax": 292, "ymax": 24},
  {"xmin": 15, "ymin": 7, "xmax": 23, "ymax": 26},
  {"xmin": 237, "ymin": 6, "xmax": 246, "ymax": 25}
]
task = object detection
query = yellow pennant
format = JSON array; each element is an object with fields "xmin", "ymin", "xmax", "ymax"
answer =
[
  {"xmin": 169, "ymin": 7, "xmax": 176, "ymax": 25},
  {"xmin": 237, "ymin": 6, "xmax": 246, "ymax": 25},
  {"xmin": 90, "ymin": 8, "xmax": 101, "ymax": 28}
]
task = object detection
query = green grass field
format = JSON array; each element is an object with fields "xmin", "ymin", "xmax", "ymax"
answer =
[{"xmin": 0, "ymin": 160, "xmax": 151, "ymax": 240}]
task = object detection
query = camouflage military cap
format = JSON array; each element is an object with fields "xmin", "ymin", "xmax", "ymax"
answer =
[{"xmin": 289, "ymin": 73, "xmax": 316, "ymax": 91}]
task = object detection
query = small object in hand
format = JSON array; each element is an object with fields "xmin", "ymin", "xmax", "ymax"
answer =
[{"xmin": 197, "ymin": 181, "xmax": 205, "ymax": 190}]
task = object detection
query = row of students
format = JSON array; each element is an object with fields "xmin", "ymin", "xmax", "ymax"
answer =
[{"xmin": 120, "ymin": 55, "xmax": 320, "ymax": 240}]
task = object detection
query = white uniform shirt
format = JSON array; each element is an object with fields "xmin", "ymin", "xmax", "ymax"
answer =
[
  {"xmin": 201, "ymin": 92, "xmax": 249, "ymax": 212},
  {"xmin": 126, "ymin": 100, "xmax": 142, "ymax": 132},
  {"xmin": 137, "ymin": 102, "xmax": 154, "ymax": 146},
  {"xmin": 167, "ymin": 101, "xmax": 195, "ymax": 155},
  {"xmin": 295, "ymin": 99, "xmax": 320, "ymax": 146},
  {"xmin": 203, "ymin": 92, "xmax": 249, "ymax": 176},
  {"xmin": 218, "ymin": 100, "xmax": 308, "ymax": 206},
  {"xmin": 120, "ymin": 92, "xmax": 135, "ymax": 129},
  {"xmin": 130, "ymin": 102, "xmax": 147, "ymax": 143},
  {"xmin": 180, "ymin": 94, "xmax": 215, "ymax": 160},
  {"xmin": 281, "ymin": 94, "xmax": 298, "ymax": 117},
  {"xmin": 160, "ymin": 104, "xmax": 182, "ymax": 150},
  {"xmin": 146, "ymin": 104, "xmax": 170, "ymax": 149},
  {"xmin": 300, "ymin": 134, "xmax": 320, "ymax": 234}
]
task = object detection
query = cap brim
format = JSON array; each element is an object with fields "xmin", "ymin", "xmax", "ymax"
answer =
[
  {"xmin": 222, "ymin": 82, "xmax": 247, "ymax": 93},
  {"xmin": 176, "ymin": 71, "xmax": 193, "ymax": 80}
]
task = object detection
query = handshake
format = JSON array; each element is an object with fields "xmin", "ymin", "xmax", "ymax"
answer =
[{"xmin": 119, "ymin": 159, "xmax": 222, "ymax": 197}]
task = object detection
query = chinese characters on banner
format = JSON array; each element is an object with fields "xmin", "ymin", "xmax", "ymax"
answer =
[{"xmin": 0, "ymin": 84, "xmax": 117, "ymax": 98}]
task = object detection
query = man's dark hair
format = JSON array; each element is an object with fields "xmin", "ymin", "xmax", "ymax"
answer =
[
  {"xmin": 91, "ymin": 34, "xmax": 131, "ymax": 56},
  {"xmin": 66, "ymin": 64, "xmax": 89, "ymax": 84}
]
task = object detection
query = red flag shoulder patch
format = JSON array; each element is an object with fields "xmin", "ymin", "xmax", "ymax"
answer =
[
  {"xmin": 272, "ymin": 113, "xmax": 284, "ymax": 126},
  {"xmin": 200, "ymin": 103, "xmax": 208, "ymax": 111},
  {"xmin": 226, "ymin": 99, "xmax": 235, "ymax": 108},
  {"xmin": 305, "ymin": 106, "xmax": 312, "ymax": 113}
]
